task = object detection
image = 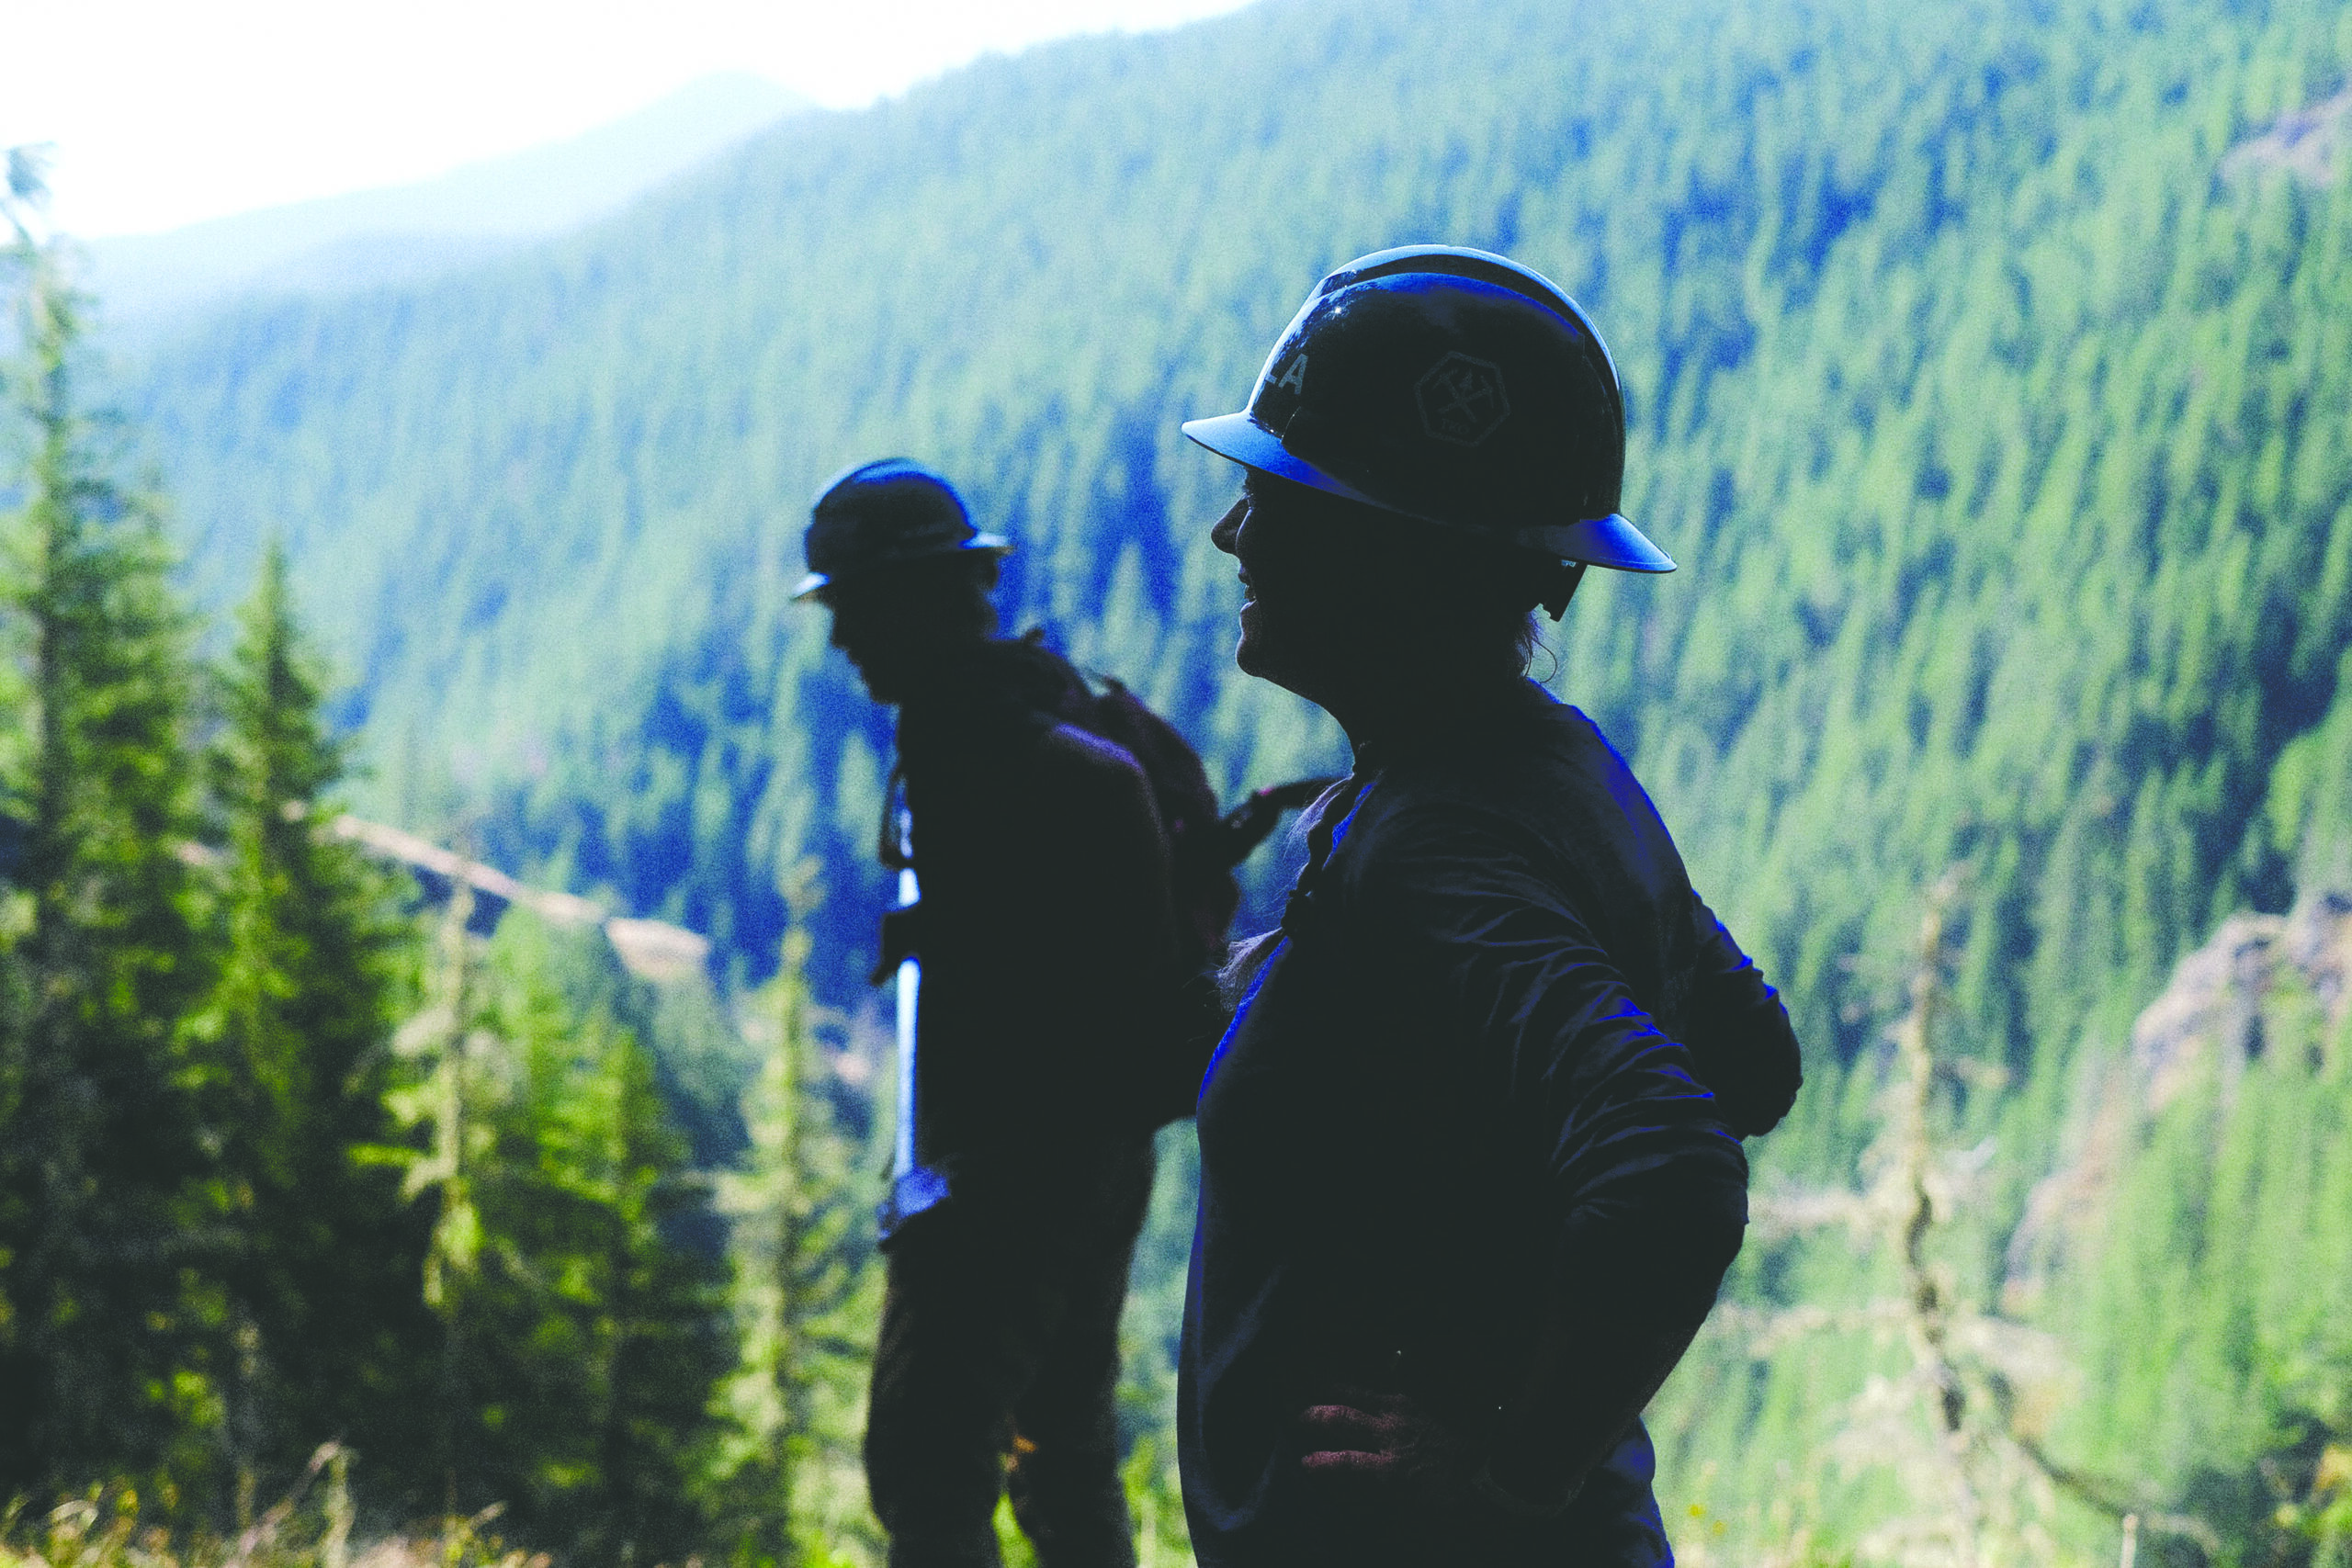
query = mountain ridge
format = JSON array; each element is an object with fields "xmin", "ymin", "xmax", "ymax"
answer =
[{"xmin": 83, "ymin": 72, "xmax": 808, "ymax": 329}]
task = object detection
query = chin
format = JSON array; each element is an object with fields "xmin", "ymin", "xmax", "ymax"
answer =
[
  {"xmin": 1233, "ymin": 623, "xmax": 1272, "ymax": 680},
  {"xmin": 1233, "ymin": 627, "xmax": 1309, "ymax": 698},
  {"xmin": 1234, "ymin": 603, "xmax": 1274, "ymax": 677}
]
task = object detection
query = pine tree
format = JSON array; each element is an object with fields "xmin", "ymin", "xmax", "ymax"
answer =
[
  {"xmin": 0, "ymin": 153, "xmax": 218, "ymax": 1502},
  {"xmin": 560, "ymin": 1005, "xmax": 736, "ymax": 1564},
  {"xmin": 706, "ymin": 864, "xmax": 887, "ymax": 1566},
  {"xmin": 189, "ymin": 542, "xmax": 435, "ymax": 1515},
  {"xmin": 476, "ymin": 917, "xmax": 732, "ymax": 1563},
  {"xmin": 387, "ymin": 904, "xmax": 733, "ymax": 1562},
  {"xmin": 378, "ymin": 884, "xmax": 499, "ymax": 1515}
]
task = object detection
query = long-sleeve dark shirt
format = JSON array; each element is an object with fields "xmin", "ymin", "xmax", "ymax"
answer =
[{"xmin": 1179, "ymin": 681, "xmax": 1801, "ymax": 1567}]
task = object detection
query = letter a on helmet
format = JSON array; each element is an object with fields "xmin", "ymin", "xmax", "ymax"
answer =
[{"xmin": 1182, "ymin": 244, "xmax": 1674, "ymax": 573}]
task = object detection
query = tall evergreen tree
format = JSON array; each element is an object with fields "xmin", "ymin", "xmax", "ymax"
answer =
[
  {"xmin": 0, "ymin": 158, "xmax": 217, "ymax": 1501},
  {"xmin": 706, "ymin": 874, "xmax": 887, "ymax": 1566},
  {"xmin": 379, "ymin": 886, "xmax": 498, "ymax": 1515},
  {"xmin": 189, "ymin": 541, "xmax": 435, "ymax": 1513},
  {"xmin": 388, "ymin": 909, "xmax": 733, "ymax": 1562},
  {"xmin": 547, "ymin": 998, "xmax": 735, "ymax": 1563},
  {"xmin": 476, "ymin": 919, "xmax": 733, "ymax": 1563}
]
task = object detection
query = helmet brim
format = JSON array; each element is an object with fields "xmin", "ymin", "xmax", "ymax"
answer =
[
  {"xmin": 790, "ymin": 534, "xmax": 1012, "ymax": 601},
  {"xmin": 1519, "ymin": 514, "xmax": 1674, "ymax": 573},
  {"xmin": 1182, "ymin": 412, "xmax": 1388, "ymax": 509},
  {"xmin": 1182, "ymin": 412, "xmax": 1673, "ymax": 573}
]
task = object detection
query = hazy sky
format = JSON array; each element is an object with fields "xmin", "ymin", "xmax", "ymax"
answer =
[{"xmin": 2, "ymin": 0, "xmax": 1255, "ymax": 238}]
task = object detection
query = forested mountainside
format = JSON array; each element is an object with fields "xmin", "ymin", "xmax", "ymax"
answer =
[
  {"xmin": 130, "ymin": 0, "xmax": 2352, "ymax": 1051},
  {"xmin": 112, "ymin": 0, "xmax": 2352, "ymax": 1556}
]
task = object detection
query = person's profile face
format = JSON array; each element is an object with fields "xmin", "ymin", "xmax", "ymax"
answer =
[
  {"xmin": 1210, "ymin": 472, "xmax": 1362, "ymax": 698},
  {"xmin": 823, "ymin": 571, "xmax": 927, "ymax": 705},
  {"xmin": 820, "ymin": 553, "xmax": 998, "ymax": 705}
]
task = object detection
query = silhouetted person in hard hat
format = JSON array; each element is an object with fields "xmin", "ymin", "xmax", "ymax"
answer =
[
  {"xmin": 796, "ymin": 458, "xmax": 1176, "ymax": 1568},
  {"xmin": 1174, "ymin": 247, "xmax": 1805, "ymax": 1567}
]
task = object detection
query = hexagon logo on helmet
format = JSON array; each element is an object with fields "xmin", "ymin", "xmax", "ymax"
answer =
[
  {"xmin": 1414, "ymin": 353, "xmax": 1510, "ymax": 447},
  {"xmin": 1182, "ymin": 244, "xmax": 1674, "ymax": 576},
  {"xmin": 792, "ymin": 457, "xmax": 1012, "ymax": 601}
]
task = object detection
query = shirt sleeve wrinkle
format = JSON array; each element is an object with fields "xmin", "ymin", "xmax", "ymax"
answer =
[{"xmin": 1354, "ymin": 806, "xmax": 1747, "ymax": 1227}]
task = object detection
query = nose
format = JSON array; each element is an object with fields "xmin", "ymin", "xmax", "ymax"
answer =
[{"xmin": 1211, "ymin": 494, "xmax": 1248, "ymax": 557}]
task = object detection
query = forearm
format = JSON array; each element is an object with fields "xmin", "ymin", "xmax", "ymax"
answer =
[
  {"xmin": 1681, "ymin": 893, "xmax": 1804, "ymax": 1137},
  {"xmin": 1482, "ymin": 1171, "xmax": 1745, "ymax": 1506}
]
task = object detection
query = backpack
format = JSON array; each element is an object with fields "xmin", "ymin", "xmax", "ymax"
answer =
[
  {"xmin": 1065, "ymin": 676, "xmax": 1250, "ymax": 1127},
  {"xmin": 1079, "ymin": 677, "xmax": 1241, "ymax": 979},
  {"xmin": 876, "ymin": 636, "xmax": 1293, "ymax": 1128}
]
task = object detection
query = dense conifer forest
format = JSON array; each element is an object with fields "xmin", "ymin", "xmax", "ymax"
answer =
[{"xmin": 6, "ymin": 0, "xmax": 2352, "ymax": 1562}]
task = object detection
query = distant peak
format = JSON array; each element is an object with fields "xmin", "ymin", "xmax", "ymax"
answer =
[{"xmin": 85, "ymin": 74, "xmax": 811, "ymax": 327}]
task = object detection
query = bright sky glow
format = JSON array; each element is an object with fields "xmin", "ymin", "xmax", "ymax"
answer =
[{"xmin": 1, "ymin": 0, "xmax": 1256, "ymax": 237}]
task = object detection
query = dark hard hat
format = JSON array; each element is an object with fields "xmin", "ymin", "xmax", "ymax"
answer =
[
  {"xmin": 1182, "ymin": 244, "xmax": 1671, "ymax": 573},
  {"xmin": 793, "ymin": 457, "xmax": 1012, "ymax": 600}
]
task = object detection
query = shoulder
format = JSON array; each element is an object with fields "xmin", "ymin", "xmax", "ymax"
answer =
[
  {"xmin": 1037, "ymin": 720, "xmax": 1148, "ymax": 780},
  {"xmin": 1338, "ymin": 784, "xmax": 1557, "ymax": 908},
  {"xmin": 1396, "ymin": 698, "xmax": 1669, "ymax": 859},
  {"xmin": 1348, "ymin": 700, "xmax": 1599, "ymax": 863},
  {"xmin": 1335, "ymin": 703, "xmax": 1641, "ymax": 911},
  {"xmin": 1035, "ymin": 722, "xmax": 1159, "ymax": 815}
]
